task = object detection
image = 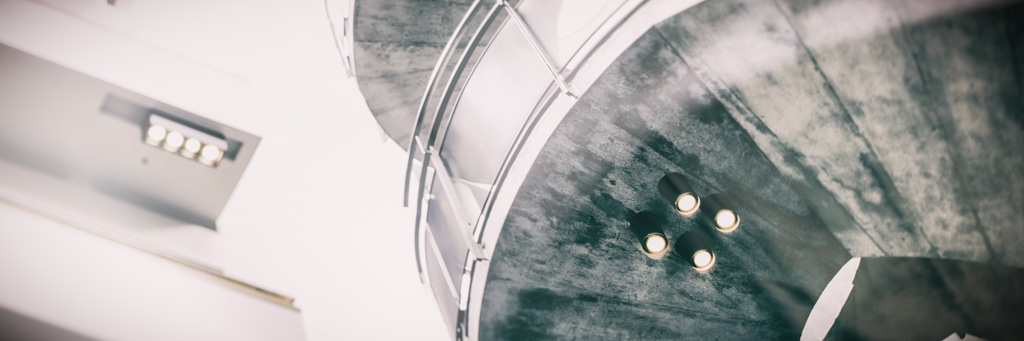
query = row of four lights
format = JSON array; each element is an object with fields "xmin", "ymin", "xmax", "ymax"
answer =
[{"xmin": 144, "ymin": 114, "xmax": 226, "ymax": 167}]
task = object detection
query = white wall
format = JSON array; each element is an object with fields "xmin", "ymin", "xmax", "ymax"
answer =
[
  {"xmin": 0, "ymin": 0, "xmax": 450, "ymax": 339},
  {"xmin": 0, "ymin": 201, "xmax": 306, "ymax": 341}
]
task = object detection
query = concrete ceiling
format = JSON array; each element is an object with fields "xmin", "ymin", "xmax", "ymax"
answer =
[
  {"xmin": 480, "ymin": 0, "xmax": 1024, "ymax": 339},
  {"xmin": 352, "ymin": 0, "xmax": 475, "ymax": 149}
]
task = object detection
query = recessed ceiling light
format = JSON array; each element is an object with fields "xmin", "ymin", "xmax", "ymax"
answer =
[
  {"xmin": 675, "ymin": 230, "xmax": 716, "ymax": 272},
  {"xmin": 692, "ymin": 249, "xmax": 715, "ymax": 271},
  {"xmin": 645, "ymin": 233, "xmax": 667, "ymax": 254},
  {"xmin": 199, "ymin": 145, "xmax": 223, "ymax": 166},
  {"xmin": 703, "ymin": 193, "xmax": 740, "ymax": 233},
  {"xmin": 675, "ymin": 193, "xmax": 700, "ymax": 215},
  {"xmin": 659, "ymin": 173, "xmax": 700, "ymax": 216},
  {"xmin": 630, "ymin": 211, "xmax": 669, "ymax": 256},
  {"xmin": 145, "ymin": 125, "xmax": 167, "ymax": 145},
  {"xmin": 164, "ymin": 131, "xmax": 185, "ymax": 151},
  {"xmin": 183, "ymin": 138, "xmax": 202, "ymax": 155},
  {"xmin": 715, "ymin": 209, "xmax": 739, "ymax": 233}
]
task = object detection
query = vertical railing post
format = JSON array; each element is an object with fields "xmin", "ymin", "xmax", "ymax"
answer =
[{"xmin": 500, "ymin": 0, "xmax": 578, "ymax": 98}]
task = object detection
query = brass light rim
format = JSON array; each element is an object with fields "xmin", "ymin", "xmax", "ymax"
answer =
[
  {"xmin": 674, "ymin": 192, "xmax": 700, "ymax": 215},
  {"xmin": 691, "ymin": 249, "xmax": 716, "ymax": 271},
  {"xmin": 714, "ymin": 209, "xmax": 740, "ymax": 233},
  {"xmin": 643, "ymin": 232, "xmax": 668, "ymax": 254}
]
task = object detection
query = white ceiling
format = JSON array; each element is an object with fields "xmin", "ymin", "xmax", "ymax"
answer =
[{"xmin": 0, "ymin": 0, "xmax": 448, "ymax": 339}]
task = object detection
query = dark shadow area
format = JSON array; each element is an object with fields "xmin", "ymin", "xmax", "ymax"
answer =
[
  {"xmin": 0, "ymin": 306, "xmax": 95, "ymax": 341},
  {"xmin": 830, "ymin": 257, "xmax": 1024, "ymax": 340}
]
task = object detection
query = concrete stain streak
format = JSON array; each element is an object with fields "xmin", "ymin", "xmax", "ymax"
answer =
[{"xmin": 891, "ymin": 2, "xmax": 999, "ymax": 263}]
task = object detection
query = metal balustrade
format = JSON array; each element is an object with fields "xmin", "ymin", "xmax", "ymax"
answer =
[{"xmin": 399, "ymin": 0, "xmax": 661, "ymax": 339}]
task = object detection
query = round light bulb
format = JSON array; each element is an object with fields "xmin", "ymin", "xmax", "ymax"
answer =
[
  {"xmin": 692, "ymin": 249, "xmax": 715, "ymax": 271},
  {"xmin": 645, "ymin": 234, "xmax": 667, "ymax": 253},
  {"xmin": 164, "ymin": 131, "xmax": 184, "ymax": 149},
  {"xmin": 675, "ymin": 193, "xmax": 699, "ymax": 214},
  {"xmin": 715, "ymin": 210, "xmax": 739, "ymax": 232},
  {"xmin": 200, "ymin": 144, "xmax": 222, "ymax": 161},
  {"xmin": 183, "ymin": 138, "xmax": 202, "ymax": 154},
  {"xmin": 147, "ymin": 125, "xmax": 167, "ymax": 142}
]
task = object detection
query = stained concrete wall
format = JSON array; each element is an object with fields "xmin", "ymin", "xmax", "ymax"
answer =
[
  {"xmin": 480, "ymin": 0, "xmax": 1024, "ymax": 339},
  {"xmin": 352, "ymin": 0, "xmax": 474, "ymax": 149}
]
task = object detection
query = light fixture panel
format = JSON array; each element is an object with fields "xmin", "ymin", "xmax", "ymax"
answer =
[
  {"xmin": 146, "ymin": 114, "xmax": 230, "ymax": 167},
  {"xmin": 0, "ymin": 42, "xmax": 261, "ymax": 230}
]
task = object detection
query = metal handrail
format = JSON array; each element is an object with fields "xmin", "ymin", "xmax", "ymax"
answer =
[
  {"xmin": 500, "ymin": 0, "xmax": 578, "ymax": 98},
  {"xmin": 411, "ymin": 1, "xmax": 503, "ymax": 280},
  {"xmin": 409, "ymin": 0, "xmax": 591, "ymax": 279},
  {"xmin": 403, "ymin": 1, "xmax": 674, "ymax": 339},
  {"xmin": 404, "ymin": 0, "xmax": 485, "ymax": 208},
  {"xmin": 416, "ymin": 0, "xmax": 579, "ymax": 265},
  {"xmin": 404, "ymin": 1, "xmax": 603, "ymax": 338},
  {"xmin": 412, "ymin": 137, "xmax": 428, "ymax": 280},
  {"xmin": 472, "ymin": 0, "xmax": 642, "ymax": 247},
  {"xmin": 430, "ymin": 155, "xmax": 487, "ymax": 259},
  {"xmin": 458, "ymin": 2, "xmax": 654, "ymax": 339},
  {"xmin": 414, "ymin": 1, "xmax": 505, "ymax": 263}
]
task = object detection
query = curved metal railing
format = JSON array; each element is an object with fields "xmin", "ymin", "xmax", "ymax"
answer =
[
  {"xmin": 399, "ymin": 0, "xmax": 663, "ymax": 339},
  {"xmin": 403, "ymin": 1, "xmax": 511, "ymax": 338},
  {"xmin": 403, "ymin": 0, "xmax": 487, "ymax": 208}
]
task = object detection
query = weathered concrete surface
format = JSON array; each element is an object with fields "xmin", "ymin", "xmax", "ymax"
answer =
[
  {"xmin": 480, "ymin": 0, "xmax": 1024, "ymax": 339},
  {"xmin": 481, "ymin": 27, "xmax": 851, "ymax": 341},
  {"xmin": 657, "ymin": 0, "xmax": 1024, "ymax": 265},
  {"xmin": 353, "ymin": 0, "xmax": 473, "ymax": 148}
]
